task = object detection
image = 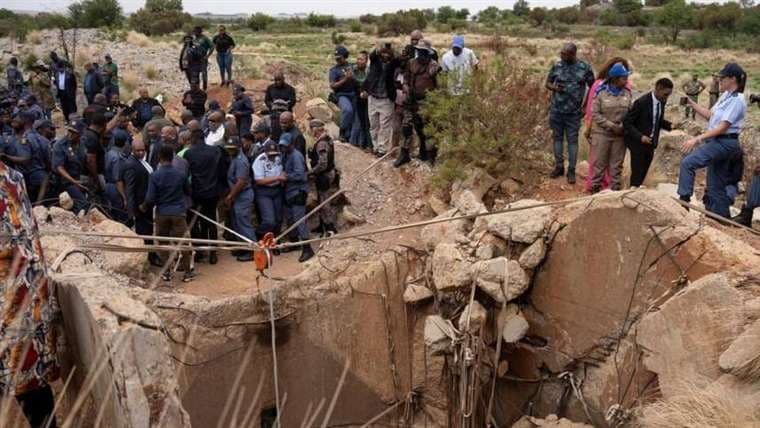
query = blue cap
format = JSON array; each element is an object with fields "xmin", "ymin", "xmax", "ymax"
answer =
[
  {"xmin": 608, "ymin": 63, "xmax": 630, "ymax": 78},
  {"xmin": 334, "ymin": 45, "xmax": 349, "ymax": 58},
  {"xmin": 17, "ymin": 111, "xmax": 37, "ymax": 123},
  {"xmin": 253, "ymin": 121, "xmax": 270, "ymax": 134},
  {"xmin": 278, "ymin": 133, "xmax": 293, "ymax": 147},
  {"xmin": 718, "ymin": 62, "xmax": 745, "ymax": 80},
  {"xmin": 66, "ymin": 119, "xmax": 85, "ymax": 134},
  {"xmin": 452, "ymin": 35, "xmax": 465, "ymax": 49}
]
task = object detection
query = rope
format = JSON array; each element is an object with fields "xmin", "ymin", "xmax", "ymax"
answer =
[
  {"xmin": 40, "ymin": 228, "xmax": 261, "ymax": 249},
  {"xmin": 274, "ymin": 147, "xmax": 399, "ymax": 243},
  {"xmin": 672, "ymin": 197, "xmax": 760, "ymax": 236},
  {"xmin": 190, "ymin": 208, "xmax": 254, "ymax": 245},
  {"xmin": 268, "ymin": 289, "xmax": 282, "ymax": 428}
]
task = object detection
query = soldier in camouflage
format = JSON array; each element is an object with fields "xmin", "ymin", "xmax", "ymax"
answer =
[
  {"xmin": 545, "ymin": 43, "xmax": 595, "ymax": 184},
  {"xmin": 682, "ymin": 74, "xmax": 706, "ymax": 120}
]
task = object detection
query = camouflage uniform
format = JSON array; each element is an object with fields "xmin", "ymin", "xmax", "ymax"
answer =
[
  {"xmin": 682, "ymin": 79, "xmax": 706, "ymax": 119},
  {"xmin": 308, "ymin": 134, "xmax": 338, "ymax": 227},
  {"xmin": 28, "ymin": 71, "xmax": 55, "ymax": 114},
  {"xmin": 546, "ymin": 60, "xmax": 595, "ymax": 172},
  {"xmin": 709, "ymin": 78, "xmax": 720, "ymax": 109}
]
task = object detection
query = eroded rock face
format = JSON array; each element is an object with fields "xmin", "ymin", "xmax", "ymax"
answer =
[
  {"xmin": 639, "ymin": 275, "xmax": 745, "ymax": 397},
  {"xmin": 91, "ymin": 219, "xmax": 147, "ymax": 278},
  {"xmin": 421, "ymin": 209, "xmax": 470, "ymax": 250},
  {"xmin": 719, "ymin": 318, "xmax": 760, "ymax": 380}
]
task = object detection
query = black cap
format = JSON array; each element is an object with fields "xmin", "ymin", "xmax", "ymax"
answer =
[
  {"xmin": 66, "ymin": 119, "xmax": 85, "ymax": 134},
  {"xmin": 334, "ymin": 45, "xmax": 349, "ymax": 58},
  {"xmin": 718, "ymin": 63, "xmax": 745, "ymax": 80},
  {"xmin": 253, "ymin": 121, "xmax": 270, "ymax": 134}
]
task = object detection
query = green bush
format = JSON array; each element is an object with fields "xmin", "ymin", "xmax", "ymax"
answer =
[
  {"xmin": 349, "ymin": 20, "xmax": 362, "ymax": 32},
  {"xmin": 128, "ymin": 0, "xmax": 192, "ymax": 36},
  {"xmin": 376, "ymin": 9, "xmax": 428, "ymax": 36},
  {"xmin": 331, "ymin": 31, "xmax": 346, "ymax": 45},
  {"xmin": 306, "ymin": 13, "xmax": 336, "ymax": 28},
  {"xmin": 247, "ymin": 12, "xmax": 274, "ymax": 32},
  {"xmin": 613, "ymin": 33, "xmax": 636, "ymax": 50},
  {"xmin": 68, "ymin": 0, "xmax": 123, "ymax": 28},
  {"xmin": 423, "ymin": 59, "xmax": 550, "ymax": 189}
]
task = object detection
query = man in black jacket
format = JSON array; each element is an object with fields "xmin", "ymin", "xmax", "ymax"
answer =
[
  {"xmin": 623, "ymin": 78, "xmax": 674, "ymax": 188},
  {"xmin": 363, "ymin": 44, "xmax": 399, "ymax": 157},
  {"xmin": 131, "ymin": 88, "xmax": 161, "ymax": 129},
  {"xmin": 264, "ymin": 71, "xmax": 297, "ymax": 113},
  {"xmin": 55, "ymin": 61, "xmax": 78, "ymax": 123},
  {"xmin": 182, "ymin": 82, "xmax": 207, "ymax": 120},
  {"xmin": 122, "ymin": 139, "xmax": 162, "ymax": 266}
]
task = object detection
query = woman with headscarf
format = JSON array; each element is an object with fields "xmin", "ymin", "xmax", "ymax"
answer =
[
  {"xmin": 583, "ymin": 57, "xmax": 633, "ymax": 192},
  {"xmin": 590, "ymin": 63, "xmax": 632, "ymax": 193}
]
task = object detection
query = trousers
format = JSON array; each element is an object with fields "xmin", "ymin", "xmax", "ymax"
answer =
[
  {"xmin": 156, "ymin": 215, "xmax": 190, "ymax": 271},
  {"xmin": 336, "ymin": 94, "xmax": 356, "ymax": 142},
  {"xmin": 230, "ymin": 191, "xmax": 255, "ymax": 241},
  {"xmin": 678, "ymin": 136, "xmax": 741, "ymax": 218},
  {"xmin": 591, "ymin": 132, "xmax": 626, "ymax": 191},
  {"xmin": 550, "ymin": 111, "xmax": 582, "ymax": 170},
  {"xmin": 628, "ymin": 142, "xmax": 655, "ymax": 187},
  {"xmin": 285, "ymin": 201, "xmax": 309, "ymax": 241},
  {"xmin": 255, "ymin": 186, "xmax": 283, "ymax": 238},
  {"xmin": 217, "ymin": 51, "xmax": 233, "ymax": 83},
  {"xmin": 191, "ymin": 197, "xmax": 219, "ymax": 247},
  {"xmin": 402, "ymin": 102, "xmax": 426, "ymax": 151},
  {"xmin": 350, "ymin": 96, "xmax": 371, "ymax": 149},
  {"xmin": 747, "ymin": 174, "xmax": 760, "ymax": 210},
  {"xmin": 368, "ymin": 96, "xmax": 394, "ymax": 155}
]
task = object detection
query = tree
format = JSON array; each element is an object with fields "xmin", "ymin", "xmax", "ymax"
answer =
[
  {"xmin": 247, "ymin": 12, "xmax": 273, "ymax": 31},
  {"xmin": 529, "ymin": 7, "xmax": 548, "ymax": 26},
  {"xmin": 68, "ymin": 0, "xmax": 123, "ymax": 28},
  {"xmin": 656, "ymin": 0, "xmax": 694, "ymax": 42},
  {"xmin": 436, "ymin": 6, "xmax": 456, "ymax": 23},
  {"xmin": 305, "ymin": 13, "xmax": 336, "ymax": 28},
  {"xmin": 128, "ymin": 0, "xmax": 191, "ymax": 35},
  {"xmin": 376, "ymin": 9, "xmax": 428, "ymax": 36},
  {"xmin": 614, "ymin": 0, "xmax": 642, "ymax": 14},
  {"xmin": 513, "ymin": 0, "xmax": 531, "ymax": 16},
  {"xmin": 477, "ymin": 6, "xmax": 503, "ymax": 23},
  {"xmin": 739, "ymin": 6, "xmax": 760, "ymax": 34}
]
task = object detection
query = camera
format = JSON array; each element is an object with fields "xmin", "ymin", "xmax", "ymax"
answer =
[{"xmin": 679, "ymin": 96, "xmax": 688, "ymax": 106}]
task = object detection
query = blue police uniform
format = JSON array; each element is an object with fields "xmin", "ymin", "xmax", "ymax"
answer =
[
  {"xmin": 104, "ymin": 148, "xmax": 130, "ymax": 223},
  {"xmin": 230, "ymin": 94, "xmax": 254, "ymax": 137},
  {"xmin": 678, "ymin": 91, "xmax": 746, "ymax": 218},
  {"xmin": 18, "ymin": 130, "xmax": 51, "ymax": 201},
  {"xmin": 51, "ymin": 137, "xmax": 88, "ymax": 213},
  {"xmin": 228, "ymin": 151, "xmax": 255, "ymax": 240},
  {"xmin": 283, "ymin": 147, "xmax": 310, "ymax": 242},
  {"xmin": 252, "ymin": 151, "xmax": 284, "ymax": 238}
]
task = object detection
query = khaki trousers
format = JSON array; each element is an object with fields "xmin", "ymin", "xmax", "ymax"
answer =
[
  {"xmin": 156, "ymin": 215, "xmax": 190, "ymax": 272},
  {"xmin": 591, "ymin": 133, "xmax": 626, "ymax": 191},
  {"xmin": 368, "ymin": 96, "xmax": 394, "ymax": 155}
]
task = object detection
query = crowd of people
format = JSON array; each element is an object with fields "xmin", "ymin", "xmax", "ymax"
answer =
[{"xmin": 545, "ymin": 42, "xmax": 758, "ymax": 224}]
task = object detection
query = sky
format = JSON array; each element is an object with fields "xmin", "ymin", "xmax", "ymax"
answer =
[{"xmin": 5, "ymin": 0, "xmax": 583, "ymax": 17}]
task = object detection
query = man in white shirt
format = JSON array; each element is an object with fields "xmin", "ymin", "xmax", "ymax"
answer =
[{"xmin": 440, "ymin": 35, "xmax": 479, "ymax": 96}]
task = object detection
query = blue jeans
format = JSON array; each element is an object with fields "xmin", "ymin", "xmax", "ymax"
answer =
[
  {"xmin": 350, "ymin": 97, "xmax": 371, "ymax": 149},
  {"xmin": 217, "ymin": 52, "xmax": 233, "ymax": 82},
  {"xmin": 255, "ymin": 186, "xmax": 283, "ymax": 239},
  {"xmin": 549, "ymin": 111, "xmax": 582, "ymax": 170},
  {"xmin": 747, "ymin": 175, "xmax": 760, "ymax": 210},
  {"xmin": 336, "ymin": 94, "xmax": 356, "ymax": 142},
  {"xmin": 104, "ymin": 182, "xmax": 128, "ymax": 224},
  {"xmin": 678, "ymin": 136, "xmax": 741, "ymax": 218}
]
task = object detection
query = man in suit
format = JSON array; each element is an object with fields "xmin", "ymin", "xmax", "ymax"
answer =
[
  {"xmin": 623, "ymin": 78, "xmax": 674, "ymax": 188},
  {"xmin": 55, "ymin": 61, "xmax": 78, "ymax": 123},
  {"xmin": 122, "ymin": 139, "xmax": 162, "ymax": 266}
]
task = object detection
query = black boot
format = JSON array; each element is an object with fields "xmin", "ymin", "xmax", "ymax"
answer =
[
  {"xmin": 311, "ymin": 220, "xmax": 325, "ymax": 234},
  {"xmin": 417, "ymin": 139, "xmax": 428, "ymax": 161},
  {"xmin": 299, "ymin": 244, "xmax": 315, "ymax": 262},
  {"xmin": 393, "ymin": 148, "xmax": 411, "ymax": 168},
  {"xmin": 148, "ymin": 252, "xmax": 163, "ymax": 267},
  {"xmin": 550, "ymin": 165, "xmax": 564, "ymax": 178},
  {"xmin": 209, "ymin": 251, "xmax": 218, "ymax": 265},
  {"xmin": 732, "ymin": 206, "xmax": 754, "ymax": 227},
  {"xmin": 236, "ymin": 252, "xmax": 253, "ymax": 262},
  {"xmin": 325, "ymin": 223, "xmax": 337, "ymax": 235},
  {"xmin": 429, "ymin": 147, "xmax": 438, "ymax": 165},
  {"xmin": 567, "ymin": 168, "xmax": 576, "ymax": 184}
]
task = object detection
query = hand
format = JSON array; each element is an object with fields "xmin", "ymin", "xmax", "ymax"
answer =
[
  {"xmin": 641, "ymin": 136, "xmax": 652, "ymax": 145},
  {"xmin": 224, "ymin": 196, "xmax": 233, "ymax": 208},
  {"xmin": 360, "ymin": 91, "xmax": 368, "ymax": 99},
  {"xmin": 613, "ymin": 124, "xmax": 624, "ymax": 135},
  {"xmin": 681, "ymin": 137, "xmax": 700, "ymax": 154},
  {"xmin": 344, "ymin": 68, "xmax": 353, "ymax": 78},
  {"xmin": 280, "ymin": 173, "xmax": 288, "ymax": 182}
]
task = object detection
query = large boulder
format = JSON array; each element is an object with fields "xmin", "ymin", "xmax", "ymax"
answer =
[
  {"xmin": 499, "ymin": 304, "xmax": 529, "ymax": 343},
  {"xmin": 451, "ymin": 189, "xmax": 487, "ymax": 217},
  {"xmin": 477, "ymin": 199, "xmax": 551, "ymax": 244},
  {"xmin": 452, "ymin": 168, "xmax": 498, "ymax": 201},
  {"xmin": 471, "ymin": 257, "xmax": 529, "ymax": 303},
  {"xmin": 431, "ymin": 244, "xmax": 471, "ymax": 291},
  {"xmin": 458, "ymin": 301, "xmax": 487, "ymax": 334},
  {"xmin": 425, "ymin": 315, "xmax": 456, "ymax": 355},
  {"xmin": 420, "ymin": 209, "xmax": 469, "ymax": 250},
  {"xmin": 719, "ymin": 318, "xmax": 760, "ymax": 380},
  {"xmin": 305, "ymin": 98, "xmax": 334, "ymax": 122},
  {"xmin": 638, "ymin": 273, "xmax": 745, "ymax": 398},
  {"xmin": 519, "ymin": 239, "xmax": 547, "ymax": 270},
  {"xmin": 91, "ymin": 219, "xmax": 147, "ymax": 277}
]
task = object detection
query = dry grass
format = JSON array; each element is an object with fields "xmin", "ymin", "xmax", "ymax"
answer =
[
  {"xmin": 121, "ymin": 71, "xmax": 139, "ymax": 93},
  {"xmin": 637, "ymin": 381, "xmax": 760, "ymax": 428},
  {"xmin": 27, "ymin": 31, "xmax": 42, "ymax": 45},
  {"xmin": 126, "ymin": 31, "xmax": 151, "ymax": 48},
  {"xmin": 144, "ymin": 65, "xmax": 158, "ymax": 80}
]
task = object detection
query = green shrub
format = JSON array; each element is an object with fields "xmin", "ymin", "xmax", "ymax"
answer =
[
  {"xmin": 331, "ymin": 31, "xmax": 346, "ymax": 45},
  {"xmin": 614, "ymin": 33, "xmax": 636, "ymax": 50},
  {"xmin": 349, "ymin": 20, "xmax": 362, "ymax": 32},
  {"xmin": 248, "ymin": 13, "xmax": 274, "ymax": 32},
  {"xmin": 376, "ymin": 9, "xmax": 428, "ymax": 36},
  {"xmin": 68, "ymin": 0, "xmax": 123, "ymax": 28},
  {"xmin": 423, "ymin": 59, "xmax": 550, "ymax": 189},
  {"xmin": 128, "ymin": 0, "xmax": 192, "ymax": 36},
  {"xmin": 306, "ymin": 13, "xmax": 336, "ymax": 28}
]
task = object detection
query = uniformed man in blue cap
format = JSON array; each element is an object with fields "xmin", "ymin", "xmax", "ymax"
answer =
[
  {"xmin": 24, "ymin": 118, "xmax": 55, "ymax": 203},
  {"xmin": 51, "ymin": 119, "xmax": 88, "ymax": 213},
  {"xmin": 279, "ymin": 132, "xmax": 315, "ymax": 262},
  {"xmin": 4, "ymin": 112, "xmax": 50, "ymax": 203},
  {"xmin": 104, "ymin": 131, "xmax": 130, "ymax": 223},
  {"xmin": 252, "ymin": 139, "xmax": 285, "ymax": 240},
  {"xmin": 224, "ymin": 136, "xmax": 255, "ymax": 261}
]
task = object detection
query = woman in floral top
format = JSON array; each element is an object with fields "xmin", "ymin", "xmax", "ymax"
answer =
[{"xmin": 0, "ymin": 160, "xmax": 60, "ymax": 427}]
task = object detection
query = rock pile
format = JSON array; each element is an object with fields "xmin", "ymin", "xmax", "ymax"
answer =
[{"xmin": 410, "ymin": 168, "xmax": 760, "ymax": 426}]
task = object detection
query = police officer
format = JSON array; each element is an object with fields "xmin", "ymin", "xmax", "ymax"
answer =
[
  {"xmin": 678, "ymin": 63, "xmax": 747, "ymax": 219},
  {"xmin": 250, "ymin": 121, "xmax": 274, "ymax": 161},
  {"xmin": 308, "ymin": 119, "xmax": 338, "ymax": 236},
  {"xmin": 104, "ymin": 132, "xmax": 130, "ymax": 223},
  {"xmin": 545, "ymin": 43, "xmax": 595, "ymax": 184},
  {"xmin": 52, "ymin": 120, "xmax": 88, "ymax": 213},
  {"xmin": 4, "ymin": 113, "xmax": 48, "ymax": 203},
  {"xmin": 279, "ymin": 133, "xmax": 315, "ymax": 262},
  {"xmin": 252, "ymin": 140, "xmax": 285, "ymax": 240},
  {"xmin": 24, "ymin": 118, "xmax": 54, "ymax": 203},
  {"xmin": 682, "ymin": 74, "xmax": 706, "ymax": 120},
  {"xmin": 224, "ymin": 137, "xmax": 255, "ymax": 261}
]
